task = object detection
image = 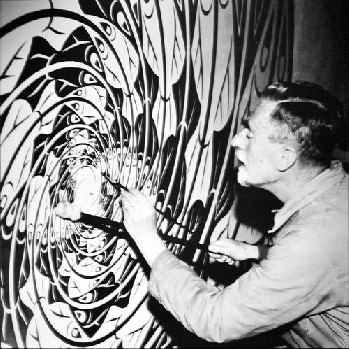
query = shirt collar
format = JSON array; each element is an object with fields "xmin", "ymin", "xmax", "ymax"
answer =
[{"xmin": 268, "ymin": 161, "xmax": 347, "ymax": 234}]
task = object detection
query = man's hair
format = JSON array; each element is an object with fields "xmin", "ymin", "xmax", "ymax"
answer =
[{"xmin": 261, "ymin": 81, "xmax": 346, "ymax": 168}]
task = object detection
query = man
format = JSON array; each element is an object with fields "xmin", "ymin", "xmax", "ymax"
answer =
[{"xmin": 121, "ymin": 81, "xmax": 349, "ymax": 347}]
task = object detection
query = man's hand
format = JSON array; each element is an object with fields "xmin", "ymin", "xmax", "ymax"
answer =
[
  {"xmin": 120, "ymin": 188, "xmax": 167, "ymax": 266},
  {"xmin": 120, "ymin": 188, "xmax": 157, "ymax": 239},
  {"xmin": 208, "ymin": 238, "xmax": 259, "ymax": 266}
]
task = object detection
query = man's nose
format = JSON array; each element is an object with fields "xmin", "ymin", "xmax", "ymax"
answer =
[{"xmin": 231, "ymin": 129, "xmax": 247, "ymax": 148}]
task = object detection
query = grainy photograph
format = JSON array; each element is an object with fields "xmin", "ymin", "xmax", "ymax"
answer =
[{"xmin": 1, "ymin": 0, "xmax": 348, "ymax": 348}]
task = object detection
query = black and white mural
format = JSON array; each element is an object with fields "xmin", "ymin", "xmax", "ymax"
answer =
[{"xmin": 0, "ymin": 0, "xmax": 293, "ymax": 347}]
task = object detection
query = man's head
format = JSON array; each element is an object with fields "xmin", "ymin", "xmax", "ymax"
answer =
[{"xmin": 232, "ymin": 81, "xmax": 345, "ymax": 191}]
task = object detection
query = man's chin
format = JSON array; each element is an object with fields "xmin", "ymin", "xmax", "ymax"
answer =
[
  {"xmin": 238, "ymin": 180, "xmax": 252, "ymax": 187},
  {"xmin": 237, "ymin": 169, "xmax": 252, "ymax": 187}
]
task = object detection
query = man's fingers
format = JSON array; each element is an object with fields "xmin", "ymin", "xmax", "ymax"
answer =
[
  {"xmin": 121, "ymin": 188, "xmax": 153, "ymax": 210},
  {"xmin": 227, "ymin": 260, "xmax": 240, "ymax": 267},
  {"xmin": 120, "ymin": 189, "xmax": 142, "ymax": 211},
  {"xmin": 120, "ymin": 192, "xmax": 133, "ymax": 211},
  {"xmin": 129, "ymin": 188, "xmax": 155, "ymax": 208},
  {"xmin": 209, "ymin": 252, "xmax": 237, "ymax": 264},
  {"xmin": 208, "ymin": 252, "xmax": 223, "ymax": 259}
]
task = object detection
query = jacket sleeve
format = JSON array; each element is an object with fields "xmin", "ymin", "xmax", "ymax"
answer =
[{"xmin": 148, "ymin": 232, "xmax": 337, "ymax": 343}]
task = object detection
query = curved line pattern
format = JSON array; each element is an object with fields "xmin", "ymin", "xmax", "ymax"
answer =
[{"xmin": 0, "ymin": 1, "xmax": 293, "ymax": 347}]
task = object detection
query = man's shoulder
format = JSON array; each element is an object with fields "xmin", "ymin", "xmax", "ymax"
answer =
[{"xmin": 273, "ymin": 195, "xmax": 348, "ymax": 265}]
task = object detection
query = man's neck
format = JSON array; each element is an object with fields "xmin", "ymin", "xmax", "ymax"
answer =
[{"xmin": 265, "ymin": 165, "xmax": 326, "ymax": 204}]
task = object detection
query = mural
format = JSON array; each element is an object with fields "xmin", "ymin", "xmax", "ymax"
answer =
[{"xmin": 0, "ymin": 0, "xmax": 293, "ymax": 347}]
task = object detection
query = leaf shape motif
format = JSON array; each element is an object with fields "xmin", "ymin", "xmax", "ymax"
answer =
[
  {"xmin": 0, "ymin": 42, "xmax": 31, "ymax": 96},
  {"xmin": 191, "ymin": 0, "xmax": 238, "ymax": 143},
  {"xmin": 151, "ymin": 90, "xmax": 178, "ymax": 141},
  {"xmin": 140, "ymin": 0, "xmax": 185, "ymax": 98},
  {"xmin": 1, "ymin": 100, "xmax": 40, "ymax": 220},
  {"xmin": 26, "ymin": 176, "xmax": 51, "ymax": 245},
  {"xmin": 19, "ymin": 267, "xmax": 51, "ymax": 309},
  {"xmin": 184, "ymin": 127, "xmax": 213, "ymax": 205},
  {"xmin": 1, "ymin": 1, "xmax": 86, "ymax": 97},
  {"xmin": 85, "ymin": 17, "xmax": 140, "ymax": 92}
]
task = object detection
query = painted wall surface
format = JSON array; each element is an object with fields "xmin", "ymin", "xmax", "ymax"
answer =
[{"xmin": 1, "ymin": 0, "xmax": 293, "ymax": 347}]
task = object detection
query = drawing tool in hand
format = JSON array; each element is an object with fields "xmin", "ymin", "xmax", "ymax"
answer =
[
  {"xmin": 55, "ymin": 202, "xmax": 208, "ymax": 252},
  {"xmin": 102, "ymin": 174, "xmax": 129, "ymax": 192},
  {"xmin": 101, "ymin": 175, "xmax": 192, "ymax": 232},
  {"xmin": 55, "ymin": 202, "xmax": 127, "ymax": 237}
]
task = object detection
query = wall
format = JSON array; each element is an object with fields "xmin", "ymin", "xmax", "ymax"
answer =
[
  {"xmin": 293, "ymin": 0, "xmax": 349, "ymax": 163},
  {"xmin": 1, "ymin": 0, "xmax": 347, "ymax": 348},
  {"xmin": 0, "ymin": 1, "xmax": 293, "ymax": 347}
]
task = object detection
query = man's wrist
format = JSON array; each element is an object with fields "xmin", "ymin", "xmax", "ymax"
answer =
[
  {"xmin": 247, "ymin": 244, "xmax": 260, "ymax": 260},
  {"xmin": 134, "ymin": 233, "xmax": 167, "ymax": 267}
]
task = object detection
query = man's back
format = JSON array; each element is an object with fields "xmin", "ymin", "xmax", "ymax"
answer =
[{"xmin": 272, "ymin": 162, "xmax": 349, "ymax": 347}]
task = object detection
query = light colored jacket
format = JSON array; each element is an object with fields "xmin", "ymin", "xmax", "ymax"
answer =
[{"xmin": 148, "ymin": 162, "xmax": 349, "ymax": 347}]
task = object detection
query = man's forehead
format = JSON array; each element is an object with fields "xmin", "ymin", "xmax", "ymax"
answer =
[
  {"xmin": 252, "ymin": 100, "xmax": 278, "ymax": 117},
  {"xmin": 248, "ymin": 100, "xmax": 278, "ymax": 126}
]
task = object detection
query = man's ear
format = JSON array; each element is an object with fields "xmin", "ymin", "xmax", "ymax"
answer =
[{"xmin": 277, "ymin": 146, "xmax": 297, "ymax": 172}]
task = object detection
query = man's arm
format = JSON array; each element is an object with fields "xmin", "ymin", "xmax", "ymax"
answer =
[
  {"xmin": 120, "ymin": 189, "xmax": 335, "ymax": 343},
  {"xmin": 120, "ymin": 188, "xmax": 167, "ymax": 266},
  {"xmin": 148, "ymin": 233, "xmax": 336, "ymax": 343},
  {"xmin": 208, "ymin": 238, "xmax": 268, "ymax": 265},
  {"xmin": 120, "ymin": 189, "xmax": 270, "ymax": 266}
]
